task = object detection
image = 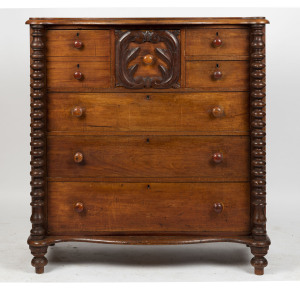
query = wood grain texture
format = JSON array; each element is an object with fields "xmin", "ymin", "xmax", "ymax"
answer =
[
  {"xmin": 47, "ymin": 61, "xmax": 111, "ymax": 89},
  {"xmin": 26, "ymin": 18, "xmax": 270, "ymax": 275},
  {"xmin": 26, "ymin": 17, "xmax": 270, "ymax": 25},
  {"xmin": 47, "ymin": 92, "xmax": 249, "ymax": 134},
  {"xmin": 186, "ymin": 28, "xmax": 249, "ymax": 57},
  {"xmin": 46, "ymin": 30, "xmax": 110, "ymax": 57},
  {"xmin": 47, "ymin": 182, "xmax": 250, "ymax": 234},
  {"xmin": 186, "ymin": 61, "xmax": 249, "ymax": 90},
  {"xmin": 47, "ymin": 136, "xmax": 250, "ymax": 180},
  {"xmin": 47, "ymin": 56, "xmax": 110, "ymax": 62}
]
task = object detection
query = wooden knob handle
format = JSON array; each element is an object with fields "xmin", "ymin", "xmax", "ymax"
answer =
[
  {"xmin": 74, "ymin": 202, "xmax": 84, "ymax": 213},
  {"xmin": 211, "ymin": 106, "xmax": 224, "ymax": 118},
  {"xmin": 213, "ymin": 70, "xmax": 222, "ymax": 80},
  {"xmin": 74, "ymin": 40, "xmax": 83, "ymax": 49},
  {"xmin": 74, "ymin": 152, "xmax": 83, "ymax": 163},
  {"xmin": 212, "ymin": 37, "xmax": 222, "ymax": 47},
  {"xmin": 72, "ymin": 106, "xmax": 83, "ymax": 117},
  {"xmin": 74, "ymin": 71, "xmax": 83, "ymax": 80},
  {"xmin": 213, "ymin": 202, "xmax": 223, "ymax": 213},
  {"xmin": 212, "ymin": 152, "xmax": 223, "ymax": 163},
  {"xmin": 143, "ymin": 54, "xmax": 154, "ymax": 65}
]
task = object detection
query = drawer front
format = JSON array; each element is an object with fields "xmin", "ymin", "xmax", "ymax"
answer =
[
  {"xmin": 47, "ymin": 182, "xmax": 251, "ymax": 235},
  {"xmin": 47, "ymin": 61, "xmax": 111, "ymax": 89},
  {"xmin": 47, "ymin": 136, "xmax": 250, "ymax": 180},
  {"xmin": 186, "ymin": 61, "xmax": 249, "ymax": 90},
  {"xmin": 115, "ymin": 30, "xmax": 180, "ymax": 89},
  {"xmin": 46, "ymin": 30, "xmax": 110, "ymax": 57},
  {"xmin": 47, "ymin": 92, "xmax": 249, "ymax": 134},
  {"xmin": 186, "ymin": 28, "xmax": 249, "ymax": 56}
]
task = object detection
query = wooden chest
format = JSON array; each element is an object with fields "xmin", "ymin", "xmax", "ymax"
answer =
[{"xmin": 26, "ymin": 17, "xmax": 270, "ymax": 275}]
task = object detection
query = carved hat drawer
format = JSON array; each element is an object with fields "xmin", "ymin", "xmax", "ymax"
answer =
[
  {"xmin": 47, "ymin": 61, "xmax": 111, "ymax": 90},
  {"xmin": 46, "ymin": 29, "xmax": 110, "ymax": 57},
  {"xmin": 47, "ymin": 182, "xmax": 251, "ymax": 235},
  {"xmin": 47, "ymin": 92, "xmax": 249, "ymax": 134},
  {"xmin": 186, "ymin": 60, "xmax": 250, "ymax": 90},
  {"xmin": 115, "ymin": 30, "xmax": 180, "ymax": 89},
  {"xmin": 186, "ymin": 28, "xmax": 250, "ymax": 57},
  {"xmin": 47, "ymin": 136, "xmax": 250, "ymax": 181}
]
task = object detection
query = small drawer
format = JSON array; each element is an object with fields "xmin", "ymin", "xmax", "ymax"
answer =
[
  {"xmin": 186, "ymin": 28, "xmax": 249, "ymax": 57},
  {"xmin": 47, "ymin": 135, "xmax": 250, "ymax": 181},
  {"xmin": 46, "ymin": 30, "xmax": 110, "ymax": 57},
  {"xmin": 186, "ymin": 61, "xmax": 249, "ymax": 91},
  {"xmin": 47, "ymin": 182, "xmax": 251, "ymax": 235},
  {"xmin": 47, "ymin": 92, "xmax": 250, "ymax": 134},
  {"xmin": 47, "ymin": 61, "xmax": 111, "ymax": 90}
]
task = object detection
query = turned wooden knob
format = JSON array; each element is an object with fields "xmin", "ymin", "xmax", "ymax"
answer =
[
  {"xmin": 143, "ymin": 54, "xmax": 154, "ymax": 65},
  {"xmin": 213, "ymin": 70, "xmax": 223, "ymax": 80},
  {"xmin": 212, "ymin": 37, "xmax": 222, "ymax": 47},
  {"xmin": 74, "ymin": 71, "xmax": 83, "ymax": 80},
  {"xmin": 74, "ymin": 40, "xmax": 83, "ymax": 49},
  {"xmin": 74, "ymin": 202, "xmax": 84, "ymax": 213},
  {"xmin": 74, "ymin": 152, "xmax": 83, "ymax": 163},
  {"xmin": 213, "ymin": 202, "xmax": 223, "ymax": 213},
  {"xmin": 211, "ymin": 106, "xmax": 224, "ymax": 118},
  {"xmin": 212, "ymin": 152, "xmax": 223, "ymax": 163},
  {"xmin": 72, "ymin": 106, "xmax": 83, "ymax": 117}
]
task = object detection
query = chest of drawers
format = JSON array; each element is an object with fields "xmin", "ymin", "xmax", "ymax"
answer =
[{"xmin": 26, "ymin": 17, "xmax": 270, "ymax": 275}]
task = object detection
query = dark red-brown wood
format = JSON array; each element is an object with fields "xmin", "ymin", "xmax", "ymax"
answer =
[
  {"xmin": 25, "ymin": 17, "xmax": 270, "ymax": 25},
  {"xmin": 26, "ymin": 17, "xmax": 270, "ymax": 275},
  {"xmin": 29, "ymin": 24, "xmax": 48, "ymax": 274},
  {"xmin": 47, "ymin": 182, "xmax": 251, "ymax": 235},
  {"xmin": 47, "ymin": 136, "xmax": 250, "ymax": 180},
  {"xmin": 249, "ymin": 24, "xmax": 269, "ymax": 275},
  {"xmin": 47, "ymin": 92, "xmax": 250, "ymax": 134},
  {"xmin": 115, "ymin": 30, "xmax": 180, "ymax": 89}
]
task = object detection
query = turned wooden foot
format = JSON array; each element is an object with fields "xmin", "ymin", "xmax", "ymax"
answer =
[
  {"xmin": 250, "ymin": 246, "xmax": 269, "ymax": 275},
  {"xmin": 30, "ymin": 245, "xmax": 48, "ymax": 274}
]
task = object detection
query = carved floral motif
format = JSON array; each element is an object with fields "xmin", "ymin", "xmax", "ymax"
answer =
[{"xmin": 115, "ymin": 30, "xmax": 180, "ymax": 89}]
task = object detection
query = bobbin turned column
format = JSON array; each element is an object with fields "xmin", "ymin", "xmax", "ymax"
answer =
[
  {"xmin": 28, "ymin": 24, "xmax": 48, "ymax": 274},
  {"xmin": 250, "ymin": 24, "xmax": 269, "ymax": 275}
]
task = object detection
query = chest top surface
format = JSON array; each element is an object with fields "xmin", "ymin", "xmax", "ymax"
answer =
[{"xmin": 26, "ymin": 17, "xmax": 270, "ymax": 25}]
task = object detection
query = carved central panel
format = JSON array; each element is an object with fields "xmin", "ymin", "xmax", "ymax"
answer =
[{"xmin": 115, "ymin": 30, "xmax": 180, "ymax": 89}]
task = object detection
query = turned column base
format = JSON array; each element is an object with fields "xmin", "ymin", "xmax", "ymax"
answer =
[
  {"xmin": 30, "ymin": 245, "xmax": 48, "ymax": 274},
  {"xmin": 250, "ymin": 245, "xmax": 269, "ymax": 276}
]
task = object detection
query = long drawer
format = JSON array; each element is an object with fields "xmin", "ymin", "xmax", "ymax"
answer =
[
  {"xmin": 47, "ymin": 182, "xmax": 251, "ymax": 235},
  {"xmin": 47, "ymin": 92, "xmax": 249, "ymax": 134},
  {"xmin": 47, "ymin": 135, "xmax": 250, "ymax": 180}
]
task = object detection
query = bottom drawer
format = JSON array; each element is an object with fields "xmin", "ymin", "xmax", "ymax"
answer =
[{"xmin": 47, "ymin": 182, "xmax": 250, "ymax": 235}]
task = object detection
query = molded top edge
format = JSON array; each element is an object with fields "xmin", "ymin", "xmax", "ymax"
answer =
[{"xmin": 25, "ymin": 17, "xmax": 270, "ymax": 25}]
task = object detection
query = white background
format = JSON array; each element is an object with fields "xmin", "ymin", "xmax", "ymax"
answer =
[{"xmin": 0, "ymin": 7, "xmax": 299, "ymax": 282}]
